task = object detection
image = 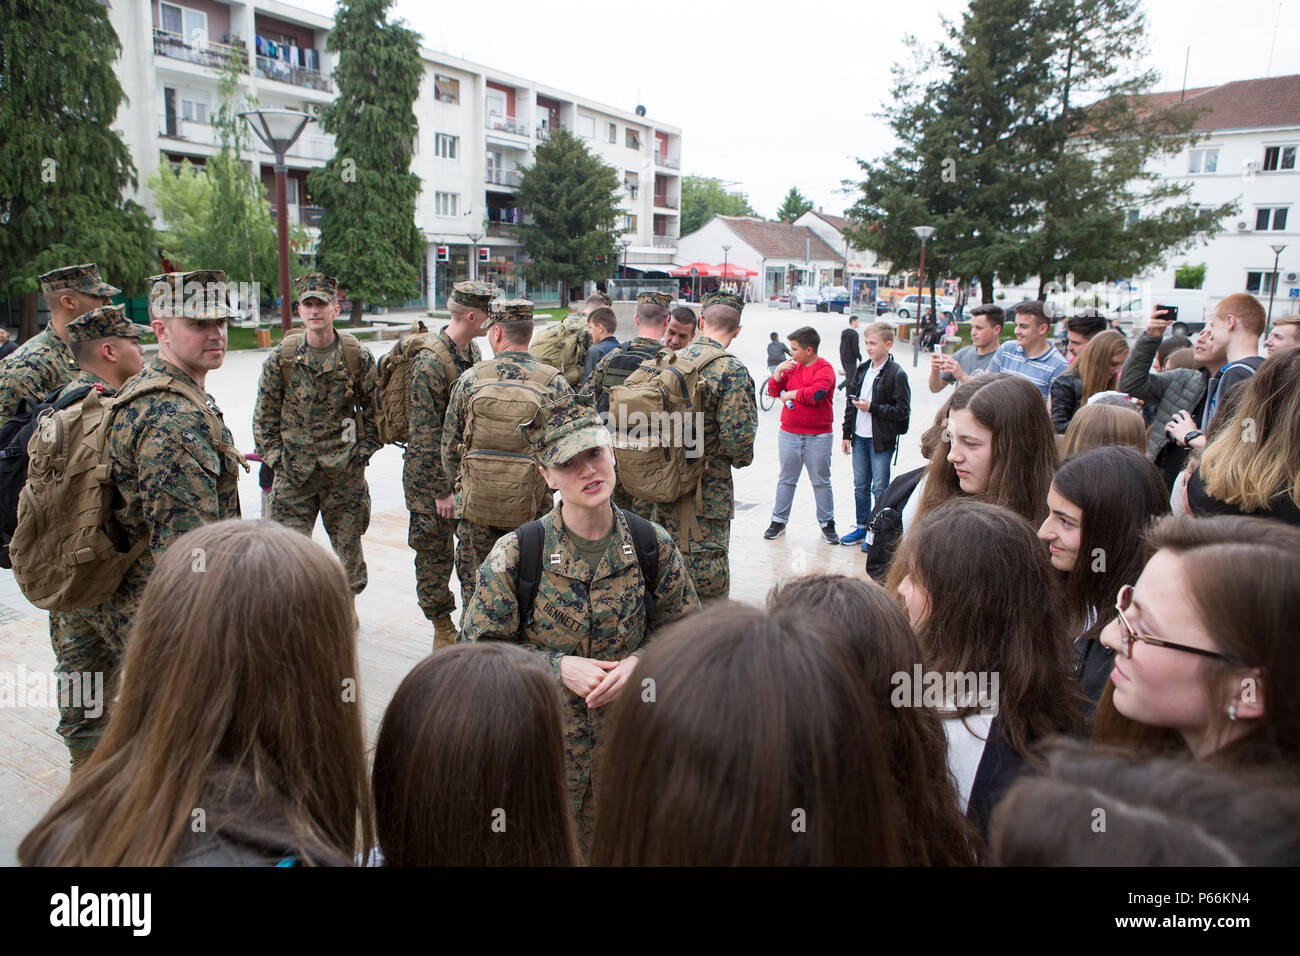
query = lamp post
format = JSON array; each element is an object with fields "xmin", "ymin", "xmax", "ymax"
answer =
[
  {"xmin": 911, "ymin": 226, "xmax": 935, "ymax": 367},
  {"xmin": 721, "ymin": 244, "xmax": 731, "ymax": 291},
  {"xmin": 467, "ymin": 224, "xmax": 484, "ymax": 281},
  {"xmin": 619, "ymin": 238, "xmax": 632, "ymax": 282},
  {"xmin": 1267, "ymin": 243, "xmax": 1287, "ymax": 326},
  {"xmin": 240, "ymin": 108, "xmax": 313, "ymax": 332}
]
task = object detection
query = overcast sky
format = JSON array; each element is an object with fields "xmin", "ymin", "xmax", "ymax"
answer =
[{"xmin": 294, "ymin": 0, "xmax": 1299, "ymax": 219}]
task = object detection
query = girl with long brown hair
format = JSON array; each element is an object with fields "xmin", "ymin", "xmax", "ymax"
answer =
[
  {"xmin": 1051, "ymin": 330, "xmax": 1130, "ymax": 432},
  {"xmin": 767, "ymin": 574, "xmax": 980, "ymax": 865},
  {"xmin": 1059, "ymin": 402, "xmax": 1148, "ymax": 458},
  {"xmin": 914, "ymin": 374, "xmax": 1058, "ymax": 528},
  {"xmin": 371, "ymin": 643, "xmax": 577, "ymax": 866},
  {"xmin": 19, "ymin": 520, "xmax": 371, "ymax": 866},
  {"xmin": 888, "ymin": 501, "xmax": 1084, "ymax": 834},
  {"xmin": 591, "ymin": 602, "xmax": 904, "ymax": 865}
]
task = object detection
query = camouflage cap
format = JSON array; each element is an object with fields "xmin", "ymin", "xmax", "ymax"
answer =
[
  {"xmin": 481, "ymin": 298, "xmax": 534, "ymax": 330},
  {"xmin": 517, "ymin": 393, "xmax": 612, "ymax": 467},
  {"xmin": 66, "ymin": 304, "xmax": 152, "ymax": 346},
  {"xmin": 702, "ymin": 290, "xmax": 744, "ymax": 312},
  {"xmin": 586, "ymin": 291, "xmax": 612, "ymax": 306},
  {"xmin": 637, "ymin": 291, "xmax": 673, "ymax": 308},
  {"xmin": 450, "ymin": 280, "xmax": 499, "ymax": 311},
  {"xmin": 294, "ymin": 272, "xmax": 338, "ymax": 304},
  {"xmin": 147, "ymin": 270, "xmax": 238, "ymax": 320},
  {"xmin": 39, "ymin": 263, "xmax": 121, "ymax": 298}
]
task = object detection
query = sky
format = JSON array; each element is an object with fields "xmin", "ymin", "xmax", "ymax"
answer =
[{"xmin": 293, "ymin": 0, "xmax": 1300, "ymax": 220}]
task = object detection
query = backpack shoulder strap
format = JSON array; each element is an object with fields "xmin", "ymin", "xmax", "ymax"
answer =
[
  {"xmin": 526, "ymin": 363, "xmax": 560, "ymax": 387},
  {"xmin": 514, "ymin": 520, "xmax": 545, "ymax": 631},
  {"xmin": 278, "ymin": 334, "xmax": 304, "ymax": 390},
  {"xmin": 620, "ymin": 509, "xmax": 660, "ymax": 628},
  {"xmin": 114, "ymin": 376, "xmax": 239, "ymax": 461},
  {"xmin": 425, "ymin": 334, "xmax": 460, "ymax": 385},
  {"xmin": 337, "ymin": 332, "xmax": 364, "ymax": 383}
]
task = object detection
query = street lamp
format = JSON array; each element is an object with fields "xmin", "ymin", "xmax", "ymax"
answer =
[
  {"xmin": 721, "ymin": 243, "xmax": 731, "ymax": 288},
  {"xmin": 911, "ymin": 225, "xmax": 936, "ymax": 368},
  {"xmin": 1268, "ymin": 243, "xmax": 1287, "ymax": 326},
  {"xmin": 619, "ymin": 237, "xmax": 632, "ymax": 281},
  {"xmin": 240, "ymin": 108, "xmax": 313, "ymax": 332},
  {"xmin": 467, "ymin": 223, "xmax": 485, "ymax": 281}
]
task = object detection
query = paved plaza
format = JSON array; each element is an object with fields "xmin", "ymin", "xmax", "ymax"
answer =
[{"xmin": 0, "ymin": 304, "xmax": 947, "ymax": 863}]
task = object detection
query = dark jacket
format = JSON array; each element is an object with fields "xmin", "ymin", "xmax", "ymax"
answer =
[
  {"xmin": 843, "ymin": 355, "xmax": 910, "ymax": 453},
  {"xmin": 1050, "ymin": 372, "xmax": 1084, "ymax": 433},
  {"xmin": 966, "ymin": 717, "xmax": 1026, "ymax": 839},
  {"xmin": 839, "ymin": 327, "xmax": 861, "ymax": 373},
  {"xmin": 1119, "ymin": 332, "xmax": 1207, "ymax": 459},
  {"xmin": 1188, "ymin": 468, "xmax": 1300, "ymax": 527}
]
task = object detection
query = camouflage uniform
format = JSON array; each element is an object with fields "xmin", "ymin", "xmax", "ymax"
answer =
[
  {"xmin": 405, "ymin": 281, "xmax": 492, "ymax": 625},
  {"xmin": 253, "ymin": 274, "xmax": 379, "ymax": 594},
  {"xmin": 442, "ymin": 302, "xmax": 574, "ymax": 607},
  {"xmin": 0, "ymin": 264, "xmax": 118, "ymax": 419},
  {"xmin": 651, "ymin": 328, "xmax": 757, "ymax": 601},
  {"xmin": 460, "ymin": 395, "xmax": 699, "ymax": 851}
]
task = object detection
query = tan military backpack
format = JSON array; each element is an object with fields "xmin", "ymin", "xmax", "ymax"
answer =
[
  {"xmin": 374, "ymin": 320, "xmax": 459, "ymax": 444},
  {"xmin": 529, "ymin": 314, "xmax": 588, "ymax": 387},
  {"xmin": 458, "ymin": 364, "xmax": 558, "ymax": 527}
]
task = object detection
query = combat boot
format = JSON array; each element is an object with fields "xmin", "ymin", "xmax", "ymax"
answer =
[{"xmin": 433, "ymin": 614, "xmax": 458, "ymax": 650}]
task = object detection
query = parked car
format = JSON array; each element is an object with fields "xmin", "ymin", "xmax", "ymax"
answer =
[
  {"xmin": 768, "ymin": 293, "xmax": 793, "ymax": 308},
  {"xmin": 894, "ymin": 294, "xmax": 955, "ymax": 320},
  {"xmin": 790, "ymin": 285, "xmax": 820, "ymax": 311},
  {"xmin": 816, "ymin": 286, "xmax": 851, "ymax": 313}
]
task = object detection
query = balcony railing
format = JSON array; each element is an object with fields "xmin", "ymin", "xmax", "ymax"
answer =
[
  {"xmin": 269, "ymin": 205, "xmax": 324, "ymax": 227},
  {"xmin": 255, "ymin": 54, "xmax": 330, "ymax": 92},
  {"xmin": 652, "ymin": 235, "xmax": 679, "ymax": 248},
  {"xmin": 654, "ymin": 152, "xmax": 681, "ymax": 169},
  {"xmin": 485, "ymin": 167, "xmax": 524, "ymax": 187},
  {"xmin": 536, "ymin": 123, "xmax": 566, "ymax": 140},
  {"xmin": 157, "ymin": 113, "xmax": 220, "ymax": 146},
  {"xmin": 654, "ymin": 194, "xmax": 679, "ymax": 209},
  {"xmin": 153, "ymin": 28, "xmax": 248, "ymax": 71},
  {"xmin": 486, "ymin": 113, "xmax": 528, "ymax": 136},
  {"xmin": 487, "ymin": 221, "xmax": 518, "ymax": 238}
]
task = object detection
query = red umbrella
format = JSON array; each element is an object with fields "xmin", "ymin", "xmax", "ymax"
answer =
[
  {"xmin": 715, "ymin": 262, "xmax": 756, "ymax": 277},
  {"xmin": 669, "ymin": 261, "xmax": 717, "ymax": 277}
]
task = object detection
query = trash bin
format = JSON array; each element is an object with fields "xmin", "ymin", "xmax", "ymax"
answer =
[{"xmin": 256, "ymin": 328, "xmax": 272, "ymax": 348}]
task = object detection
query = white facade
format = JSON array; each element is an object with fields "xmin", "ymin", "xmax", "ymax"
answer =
[
  {"xmin": 108, "ymin": 0, "xmax": 683, "ymax": 305},
  {"xmin": 676, "ymin": 216, "xmax": 844, "ymax": 302}
]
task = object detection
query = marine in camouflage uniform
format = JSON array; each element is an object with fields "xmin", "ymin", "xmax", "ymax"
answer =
[
  {"xmin": 460, "ymin": 394, "xmax": 699, "ymax": 852},
  {"xmin": 579, "ymin": 291, "xmax": 673, "ymax": 520},
  {"xmin": 92, "ymin": 272, "xmax": 245, "ymax": 688},
  {"xmin": 44, "ymin": 305, "xmax": 150, "ymax": 770},
  {"xmin": 253, "ymin": 274, "xmax": 379, "ymax": 594},
  {"xmin": 405, "ymin": 281, "xmax": 490, "ymax": 637},
  {"xmin": 442, "ymin": 299, "xmax": 573, "ymax": 607},
  {"xmin": 652, "ymin": 291, "xmax": 757, "ymax": 600},
  {"xmin": 0, "ymin": 264, "xmax": 118, "ymax": 419}
]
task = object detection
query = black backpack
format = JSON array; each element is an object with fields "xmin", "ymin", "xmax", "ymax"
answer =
[
  {"xmin": 863, "ymin": 465, "xmax": 925, "ymax": 582},
  {"xmin": 515, "ymin": 508, "xmax": 659, "ymax": 631},
  {"xmin": 0, "ymin": 383, "xmax": 98, "ymax": 569},
  {"xmin": 593, "ymin": 340, "xmax": 665, "ymax": 413}
]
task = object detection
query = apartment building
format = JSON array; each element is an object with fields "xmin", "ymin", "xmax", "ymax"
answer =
[{"xmin": 108, "ymin": 0, "xmax": 683, "ymax": 306}]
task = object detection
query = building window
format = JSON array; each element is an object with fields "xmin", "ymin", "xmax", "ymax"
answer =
[
  {"xmin": 1255, "ymin": 207, "xmax": 1289, "ymax": 231},
  {"xmin": 435, "ymin": 75, "xmax": 460, "ymax": 105},
  {"xmin": 160, "ymin": 2, "xmax": 207, "ymax": 41},
  {"xmin": 1188, "ymin": 148, "xmax": 1218, "ymax": 174},
  {"xmin": 1122, "ymin": 208, "xmax": 1139, "ymax": 228},
  {"xmin": 577, "ymin": 114, "xmax": 595, "ymax": 139},
  {"xmin": 180, "ymin": 94, "xmax": 207, "ymax": 123},
  {"xmin": 435, "ymin": 192, "xmax": 460, "ymax": 217},
  {"xmin": 434, "ymin": 133, "xmax": 459, "ymax": 159},
  {"xmin": 1262, "ymin": 145, "xmax": 1297, "ymax": 172},
  {"xmin": 626, "ymin": 128, "xmax": 640, "ymax": 150},
  {"xmin": 607, "ymin": 123, "xmax": 617, "ymax": 143},
  {"xmin": 624, "ymin": 214, "xmax": 637, "ymax": 232},
  {"xmin": 1246, "ymin": 271, "xmax": 1277, "ymax": 295}
]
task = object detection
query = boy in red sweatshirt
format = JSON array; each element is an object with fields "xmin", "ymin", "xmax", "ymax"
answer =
[{"xmin": 764, "ymin": 325, "xmax": 839, "ymax": 543}]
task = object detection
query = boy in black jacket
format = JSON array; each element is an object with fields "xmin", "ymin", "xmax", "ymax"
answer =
[{"xmin": 840, "ymin": 321, "xmax": 910, "ymax": 548}]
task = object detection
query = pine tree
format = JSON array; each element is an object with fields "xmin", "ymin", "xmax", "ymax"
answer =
[
  {"xmin": 307, "ymin": 0, "xmax": 423, "ymax": 324},
  {"xmin": 776, "ymin": 187, "xmax": 814, "ymax": 223},
  {"xmin": 681, "ymin": 176, "xmax": 756, "ymax": 235},
  {"xmin": 0, "ymin": 0, "xmax": 155, "ymax": 340},
  {"xmin": 516, "ymin": 128, "xmax": 620, "ymax": 308}
]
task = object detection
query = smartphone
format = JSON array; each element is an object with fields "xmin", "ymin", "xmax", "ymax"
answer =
[
  {"xmin": 933, "ymin": 344, "xmax": 944, "ymax": 355},
  {"xmin": 1159, "ymin": 305, "xmax": 1179, "ymax": 320}
]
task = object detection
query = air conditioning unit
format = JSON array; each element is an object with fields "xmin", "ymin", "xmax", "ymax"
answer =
[
  {"xmin": 1236, "ymin": 221, "xmax": 1250, "ymax": 231},
  {"xmin": 307, "ymin": 103, "xmax": 322, "ymax": 117},
  {"xmin": 1285, "ymin": 271, "xmax": 1299, "ymax": 283}
]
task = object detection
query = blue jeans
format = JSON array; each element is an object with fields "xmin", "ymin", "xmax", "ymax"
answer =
[
  {"xmin": 852, "ymin": 435, "xmax": 894, "ymax": 527},
  {"xmin": 772, "ymin": 430, "xmax": 834, "ymax": 524}
]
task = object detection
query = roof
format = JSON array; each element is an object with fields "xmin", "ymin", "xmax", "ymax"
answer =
[
  {"xmin": 716, "ymin": 216, "xmax": 842, "ymax": 262},
  {"xmin": 1129, "ymin": 74, "xmax": 1300, "ymax": 131},
  {"xmin": 810, "ymin": 211, "xmax": 854, "ymax": 233}
]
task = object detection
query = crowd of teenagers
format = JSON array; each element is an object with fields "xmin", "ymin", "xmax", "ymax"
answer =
[{"xmin": 11, "ymin": 279, "xmax": 1300, "ymax": 867}]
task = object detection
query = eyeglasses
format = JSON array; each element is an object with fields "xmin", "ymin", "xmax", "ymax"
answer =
[{"xmin": 1112, "ymin": 585, "xmax": 1242, "ymax": 663}]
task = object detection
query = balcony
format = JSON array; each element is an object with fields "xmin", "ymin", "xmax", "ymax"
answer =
[
  {"xmin": 486, "ymin": 113, "xmax": 528, "ymax": 136},
  {"xmin": 652, "ymin": 235, "xmax": 679, "ymax": 248},
  {"xmin": 154, "ymin": 28, "xmax": 248, "ymax": 71},
  {"xmin": 269, "ymin": 204, "xmax": 324, "ymax": 228},
  {"xmin": 653, "ymin": 194, "xmax": 679, "ymax": 210},
  {"xmin": 485, "ymin": 167, "xmax": 524, "ymax": 187},
  {"xmin": 536, "ymin": 123, "xmax": 566, "ymax": 140},
  {"xmin": 487, "ymin": 221, "xmax": 518, "ymax": 238},
  {"xmin": 255, "ymin": 55, "xmax": 330, "ymax": 92},
  {"xmin": 654, "ymin": 152, "xmax": 681, "ymax": 170},
  {"xmin": 158, "ymin": 114, "xmax": 220, "ymax": 147}
]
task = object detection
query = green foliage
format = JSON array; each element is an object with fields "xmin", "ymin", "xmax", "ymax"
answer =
[
  {"xmin": 308, "ymin": 0, "xmax": 424, "ymax": 314},
  {"xmin": 776, "ymin": 187, "xmax": 814, "ymax": 223},
  {"xmin": 681, "ymin": 176, "xmax": 755, "ymax": 234},
  {"xmin": 843, "ymin": 0, "xmax": 1236, "ymax": 301},
  {"xmin": 516, "ymin": 128, "xmax": 621, "ymax": 307},
  {"xmin": 0, "ymin": 0, "xmax": 155, "ymax": 298},
  {"xmin": 1174, "ymin": 262, "xmax": 1206, "ymax": 289}
]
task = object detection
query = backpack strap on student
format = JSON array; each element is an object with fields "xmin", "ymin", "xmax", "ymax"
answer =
[
  {"xmin": 515, "ymin": 519, "xmax": 545, "ymax": 631},
  {"xmin": 619, "ymin": 508, "xmax": 660, "ymax": 629}
]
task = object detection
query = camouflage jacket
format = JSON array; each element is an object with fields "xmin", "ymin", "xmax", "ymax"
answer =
[
  {"xmin": 252, "ymin": 333, "xmax": 379, "ymax": 486},
  {"xmin": 403, "ymin": 329, "xmax": 481, "ymax": 507},
  {"xmin": 440, "ymin": 349, "xmax": 574, "ymax": 510},
  {"xmin": 578, "ymin": 335, "xmax": 665, "ymax": 404},
  {"xmin": 673, "ymin": 335, "xmax": 758, "ymax": 518},
  {"xmin": 460, "ymin": 503, "xmax": 699, "ymax": 800},
  {"xmin": 0, "ymin": 326, "xmax": 78, "ymax": 420},
  {"xmin": 108, "ymin": 359, "xmax": 243, "ymax": 599}
]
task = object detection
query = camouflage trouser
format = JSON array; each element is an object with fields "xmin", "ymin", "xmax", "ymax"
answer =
[
  {"xmin": 454, "ymin": 520, "xmax": 514, "ymax": 608},
  {"xmin": 408, "ymin": 509, "xmax": 458, "ymax": 621},
  {"xmin": 271, "ymin": 466, "xmax": 371, "ymax": 594},
  {"xmin": 48, "ymin": 606, "xmax": 129, "ymax": 763},
  {"xmin": 563, "ymin": 695, "xmax": 605, "ymax": 862},
  {"xmin": 611, "ymin": 485, "xmax": 654, "ymax": 521},
  {"xmin": 652, "ymin": 505, "xmax": 731, "ymax": 602}
]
